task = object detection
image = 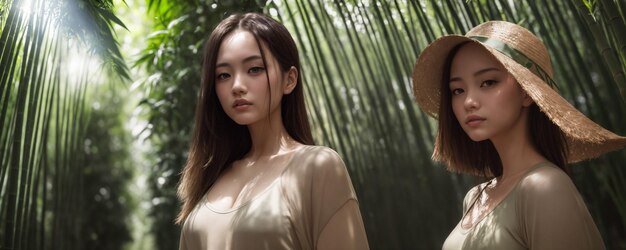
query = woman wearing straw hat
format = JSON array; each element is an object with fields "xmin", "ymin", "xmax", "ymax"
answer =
[{"xmin": 412, "ymin": 20, "xmax": 626, "ymax": 249}]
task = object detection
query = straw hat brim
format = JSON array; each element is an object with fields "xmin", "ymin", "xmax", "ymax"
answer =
[{"xmin": 412, "ymin": 36, "xmax": 626, "ymax": 163}]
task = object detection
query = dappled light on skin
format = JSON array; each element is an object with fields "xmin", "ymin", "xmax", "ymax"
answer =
[
  {"xmin": 215, "ymin": 29, "xmax": 293, "ymax": 129},
  {"xmin": 206, "ymin": 144, "xmax": 301, "ymax": 211},
  {"xmin": 7, "ymin": 0, "xmax": 617, "ymax": 249},
  {"xmin": 180, "ymin": 146, "xmax": 368, "ymax": 249},
  {"xmin": 462, "ymin": 165, "xmax": 536, "ymax": 232},
  {"xmin": 445, "ymin": 184, "xmax": 524, "ymax": 249},
  {"xmin": 182, "ymin": 147, "xmax": 300, "ymax": 249},
  {"xmin": 230, "ymin": 186, "xmax": 291, "ymax": 249},
  {"xmin": 462, "ymin": 206, "xmax": 510, "ymax": 248},
  {"xmin": 444, "ymin": 164, "xmax": 605, "ymax": 249}
]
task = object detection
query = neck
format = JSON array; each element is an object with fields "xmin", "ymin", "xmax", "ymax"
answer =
[
  {"xmin": 246, "ymin": 109, "xmax": 296, "ymax": 160},
  {"xmin": 490, "ymin": 111, "xmax": 546, "ymax": 182}
]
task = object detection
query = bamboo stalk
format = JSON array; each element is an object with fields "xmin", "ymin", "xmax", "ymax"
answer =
[{"xmin": 570, "ymin": 0, "xmax": 626, "ymax": 105}]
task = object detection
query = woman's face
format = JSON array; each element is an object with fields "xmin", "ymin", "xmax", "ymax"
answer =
[
  {"xmin": 448, "ymin": 43, "xmax": 533, "ymax": 142},
  {"xmin": 214, "ymin": 30, "xmax": 297, "ymax": 126}
]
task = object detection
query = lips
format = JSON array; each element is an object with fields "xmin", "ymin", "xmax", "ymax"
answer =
[
  {"xmin": 233, "ymin": 99, "xmax": 252, "ymax": 109},
  {"xmin": 465, "ymin": 115, "xmax": 486, "ymax": 127}
]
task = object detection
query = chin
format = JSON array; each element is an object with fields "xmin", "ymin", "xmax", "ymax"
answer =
[
  {"xmin": 230, "ymin": 118, "xmax": 257, "ymax": 126},
  {"xmin": 226, "ymin": 113, "xmax": 258, "ymax": 126},
  {"xmin": 464, "ymin": 131, "xmax": 490, "ymax": 142},
  {"xmin": 471, "ymin": 138, "xmax": 490, "ymax": 143},
  {"xmin": 231, "ymin": 120, "xmax": 250, "ymax": 126}
]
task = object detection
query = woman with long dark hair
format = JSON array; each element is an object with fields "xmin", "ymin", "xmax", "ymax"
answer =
[
  {"xmin": 412, "ymin": 20, "xmax": 625, "ymax": 249},
  {"xmin": 176, "ymin": 13, "xmax": 368, "ymax": 250}
]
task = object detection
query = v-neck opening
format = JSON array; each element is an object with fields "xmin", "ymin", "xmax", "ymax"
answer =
[
  {"xmin": 458, "ymin": 161, "xmax": 552, "ymax": 233},
  {"xmin": 203, "ymin": 145, "xmax": 308, "ymax": 214}
]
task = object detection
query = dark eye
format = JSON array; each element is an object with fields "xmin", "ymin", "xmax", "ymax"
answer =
[
  {"xmin": 216, "ymin": 73, "xmax": 230, "ymax": 81},
  {"xmin": 249, "ymin": 66, "xmax": 265, "ymax": 74},
  {"xmin": 451, "ymin": 88, "xmax": 464, "ymax": 95},
  {"xmin": 480, "ymin": 80, "xmax": 497, "ymax": 87}
]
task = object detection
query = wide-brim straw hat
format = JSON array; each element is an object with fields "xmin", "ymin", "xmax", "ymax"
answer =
[{"xmin": 412, "ymin": 20, "xmax": 626, "ymax": 163}]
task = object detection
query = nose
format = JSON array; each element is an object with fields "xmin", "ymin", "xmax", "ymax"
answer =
[
  {"xmin": 231, "ymin": 74, "xmax": 247, "ymax": 96},
  {"xmin": 463, "ymin": 91, "xmax": 479, "ymax": 111}
]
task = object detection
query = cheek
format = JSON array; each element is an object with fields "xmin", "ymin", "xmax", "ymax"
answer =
[
  {"xmin": 500, "ymin": 77, "xmax": 525, "ymax": 102},
  {"xmin": 215, "ymin": 84, "xmax": 230, "ymax": 104},
  {"xmin": 499, "ymin": 85, "xmax": 525, "ymax": 111},
  {"xmin": 251, "ymin": 79, "xmax": 271, "ymax": 100}
]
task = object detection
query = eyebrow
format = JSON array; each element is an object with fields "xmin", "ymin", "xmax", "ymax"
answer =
[
  {"xmin": 216, "ymin": 55, "xmax": 263, "ymax": 68},
  {"xmin": 449, "ymin": 67, "xmax": 501, "ymax": 82}
]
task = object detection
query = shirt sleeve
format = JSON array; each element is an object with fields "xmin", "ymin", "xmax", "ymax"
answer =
[
  {"xmin": 462, "ymin": 185, "xmax": 481, "ymax": 214},
  {"xmin": 315, "ymin": 199, "xmax": 369, "ymax": 250},
  {"xmin": 281, "ymin": 146, "xmax": 364, "ymax": 248},
  {"xmin": 309, "ymin": 148, "xmax": 359, "ymax": 239},
  {"xmin": 517, "ymin": 166, "xmax": 605, "ymax": 250},
  {"xmin": 178, "ymin": 226, "xmax": 187, "ymax": 250}
]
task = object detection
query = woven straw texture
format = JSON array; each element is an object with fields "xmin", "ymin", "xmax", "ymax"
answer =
[{"xmin": 412, "ymin": 21, "xmax": 626, "ymax": 164}]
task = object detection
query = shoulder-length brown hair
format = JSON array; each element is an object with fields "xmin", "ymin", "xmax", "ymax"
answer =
[
  {"xmin": 432, "ymin": 42, "xmax": 569, "ymax": 177},
  {"xmin": 176, "ymin": 13, "xmax": 314, "ymax": 224}
]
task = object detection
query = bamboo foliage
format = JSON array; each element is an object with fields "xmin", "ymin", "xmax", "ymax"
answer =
[
  {"xmin": 270, "ymin": 1, "xmax": 464, "ymax": 247},
  {"xmin": 575, "ymin": 0, "xmax": 626, "ymax": 104},
  {"xmin": 132, "ymin": 0, "xmax": 626, "ymax": 248},
  {"xmin": 0, "ymin": 0, "xmax": 129, "ymax": 249},
  {"xmin": 134, "ymin": 1, "xmax": 264, "ymax": 249},
  {"xmin": 267, "ymin": 0, "xmax": 626, "ymax": 248}
]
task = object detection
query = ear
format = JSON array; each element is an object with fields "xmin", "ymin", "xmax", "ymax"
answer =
[
  {"xmin": 514, "ymin": 77, "xmax": 533, "ymax": 108},
  {"xmin": 283, "ymin": 66, "xmax": 298, "ymax": 95},
  {"xmin": 522, "ymin": 90, "xmax": 534, "ymax": 107}
]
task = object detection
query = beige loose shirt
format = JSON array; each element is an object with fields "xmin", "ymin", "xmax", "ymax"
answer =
[
  {"xmin": 179, "ymin": 146, "xmax": 367, "ymax": 250},
  {"xmin": 443, "ymin": 162, "xmax": 605, "ymax": 250}
]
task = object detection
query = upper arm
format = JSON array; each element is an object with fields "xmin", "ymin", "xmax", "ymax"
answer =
[
  {"xmin": 317, "ymin": 199, "xmax": 369, "ymax": 250},
  {"xmin": 308, "ymin": 148, "xmax": 367, "ymax": 248},
  {"xmin": 283, "ymin": 146, "xmax": 368, "ymax": 249},
  {"xmin": 178, "ymin": 226, "xmax": 188, "ymax": 250},
  {"xmin": 518, "ymin": 168, "xmax": 605, "ymax": 249}
]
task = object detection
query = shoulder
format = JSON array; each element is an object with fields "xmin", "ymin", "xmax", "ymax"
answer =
[
  {"xmin": 462, "ymin": 182, "xmax": 487, "ymax": 212},
  {"xmin": 518, "ymin": 163, "xmax": 580, "ymax": 204},
  {"xmin": 465, "ymin": 184, "xmax": 482, "ymax": 200},
  {"xmin": 517, "ymin": 162, "xmax": 574, "ymax": 196},
  {"xmin": 291, "ymin": 145, "xmax": 346, "ymax": 172},
  {"xmin": 280, "ymin": 145, "xmax": 356, "ymax": 201}
]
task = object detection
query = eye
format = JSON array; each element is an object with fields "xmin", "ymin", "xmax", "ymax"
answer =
[
  {"xmin": 216, "ymin": 73, "xmax": 230, "ymax": 81},
  {"xmin": 480, "ymin": 80, "xmax": 497, "ymax": 88},
  {"xmin": 249, "ymin": 66, "xmax": 265, "ymax": 74},
  {"xmin": 451, "ymin": 88, "xmax": 464, "ymax": 95}
]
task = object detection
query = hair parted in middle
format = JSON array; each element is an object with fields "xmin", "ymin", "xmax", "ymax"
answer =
[
  {"xmin": 176, "ymin": 12, "xmax": 315, "ymax": 224},
  {"xmin": 432, "ymin": 42, "xmax": 568, "ymax": 178}
]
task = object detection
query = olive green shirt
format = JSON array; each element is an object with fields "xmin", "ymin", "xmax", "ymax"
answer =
[
  {"xmin": 443, "ymin": 162, "xmax": 605, "ymax": 250},
  {"xmin": 179, "ymin": 146, "xmax": 367, "ymax": 250}
]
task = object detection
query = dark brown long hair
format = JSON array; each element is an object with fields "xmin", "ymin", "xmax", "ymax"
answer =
[
  {"xmin": 432, "ymin": 42, "xmax": 569, "ymax": 177},
  {"xmin": 176, "ymin": 13, "xmax": 314, "ymax": 224}
]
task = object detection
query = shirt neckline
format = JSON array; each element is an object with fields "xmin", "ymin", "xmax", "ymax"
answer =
[
  {"xmin": 458, "ymin": 161, "xmax": 553, "ymax": 233},
  {"xmin": 203, "ymin": 145, "xmax": 311, "ymax": 214}
]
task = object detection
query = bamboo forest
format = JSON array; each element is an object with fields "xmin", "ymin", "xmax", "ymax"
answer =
[{"xmin": 1, "ymin": 0, "xmax": 626, "ymax": 249}]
